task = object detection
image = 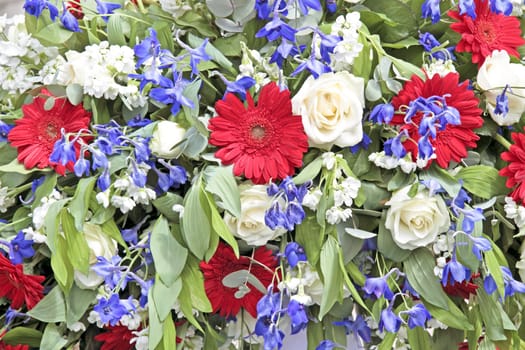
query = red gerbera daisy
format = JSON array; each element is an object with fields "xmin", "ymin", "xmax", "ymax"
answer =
[
  {"xmin": 8, "ymin": 89, "xmax": 91, "ymax": 176},
  {"xmin": 499, "ymin": 130, "xmax": 525, "ymax": 204},
  {"xmin": 390, "ymin": 72, "xmax": 483, "ymax": 168},
  {"xmin": 448, "ymin": 0, "xmax": 525, "ymax": 67},
  {"xmin": 0, "ymin": 342, "xmax": 29, "ymax": 350},
  {"xmin": 200, "ymin": 242, "xmax": 279, "ymax": 318},
  {"xmin": 209, "ymin": 82, "xmax": 308, "ymax": 184},
  {"xmin": 94, "ymin": 325, "xmax": 135, "ymax": 350},
  {"xmin": 0, "ymin": 254, "xmax": 44, "ymax": 310}
]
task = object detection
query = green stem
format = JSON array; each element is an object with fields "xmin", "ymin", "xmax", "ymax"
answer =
[{"xmin": 494, "ymin": 133, "xmax": 511, "ymax": 150}]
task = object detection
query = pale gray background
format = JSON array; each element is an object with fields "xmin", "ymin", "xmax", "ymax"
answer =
[{"xmin": 1, "ymin": 0, "xmax": 24, "ymax": 16}]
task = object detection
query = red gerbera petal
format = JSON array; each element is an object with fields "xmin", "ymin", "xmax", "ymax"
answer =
[
  {"xmin": 0, "ymin": 254, "xmax": 44, "ymax": 310},
  {"xmin": 65, "ymin": 1, "xmax": 84, "ymax": 19},
  {"xmin": 200, "ymin": 242, "xmax": 279, "ymax": 318},
  {"xmin": 500, "ymin": 130, "xmax": 525, "ymax": 204},
  {"xmin": 94, "ymin": 325, "xmax": 135, "ymax": 350},
  {"xmin": 448, "ymin": 0, "xmax": 525, "ymax": 67},
  {"xmin": 390, "ymin": 73, "xmax": 483, "ymax": 168},
  {"xmin": 7, "ymin": 89, "xmax": 91, "ymax": 176},
  {"xmin": 0, "ymin": 341, "xmax": 29, "ymax": 350},
  {"xmin": 209, "ymin": 82, "xmax": 308, "ymax": 184}
]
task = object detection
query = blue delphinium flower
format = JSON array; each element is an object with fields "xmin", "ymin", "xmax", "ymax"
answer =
[
  {"xmin": 287, "ymin": 299, "xmax": 309, "ymax": 334},
  {"xmin": 90, "ymin": 148, "xmax": 109, "ymax": 171},
  {"xmin": 24, "ymin": 0, "xmax": 58, "ymax": 20},
  {"xmin": 459, "ymin": 0, "xmax": 477, "ymax": 19},
  {"xmin": 484, "ymin": 274, "xmax": 498, "ymax": 294},
  {"xmin": 422, "ymin": 0, "xmax": 441, "ymax": 24},
  {"xmin": 49, "ymin": 134, "xmax": 77, "ymax": 165},
  {"xmin": 378, "ymin": 307, "xmax": 402, "ymax": 333},
  {"xmin": 490, "ymin": 0, "xmax": 513, "ymax": 15},
  {"xmin": 60, "ymin": 3, "xmax": 81, "ymax": 32},
  {"xmin": 326, "ymin": 0, "xmax": 337, "ymax": 13},
  {"xmin": 384, "ymin": 130, "xmax": 407, "ymax": 159},
  {"xmin": 222, "ymin": 75, "xmax": 257, "ymax": 100},
  {"xmin": 129, "ymin": 160, "xmax": 148, "ymax": 188},
  {"xmin": 121, "ymin": 216, "xmax": 149, "ymax": 245},
  {"xmin": 441, "ymin": 255, "xmax": 471, "ymax": 286},
  {"xmin": 74, "ymin": 152, "xmax": 90, "ymax": 177},
  {"xmin": 92, "ymin": 256, "xmax": 124, "ymax": 290},
  {"xmin": 363, "ymin": 275, "xmax": 394, "ymax": 300},
  {"xmin": 284, "ymin": 242, "xmax": 307, "ymax": 268},
  {"xmin": 134, "ymin": 29, "xmax": 163, "ymax": 68},
  {"xmin": 402, "ymin": 304, "xmax": 431, "ymax": 329},
  {"xmin": 255, "ymin": 0, "xmax": 272, "ymax": 19},
  {"xmin": 316, "ymin": 340, "xmax": 342, "ymax": 350},
  {"xmin": 502, "ymin": 267, "xmax": 525, "ymax": 297},
  {"xmin": 255, "ymin": 289, "xmax": 285, "ymax": 350},
  {"xmin": 0, "ymin": 121, "xmax": 13, "ymax": 142},
  {"xmin": 95, "ymin": 0, "xmax": 122, "ymax": 22},
  {"xmin": 333, "ymin": 315, "xmax": 371, "ymax": 343},
  {"xmin": 256, "ymin": 16, "xmax": 296, "ymax": 42},
  {"xmin": 93, "ymin": 294, "xmax": 130, "ymax": 326},
  {"xmin": 291, "ymin": 56, "xmax": 331, "ymax": 79},
  {"xmin": 127, "ymin": 116, "xmax": 152, "ymax": 128},
  {"xmin": 270, "ymin": 40, "xmax": 304, "ymax": 68},
  {"xmin": 297, "ymin": 0, "xmax": 322, "ymax": 14},
  {"xmin": 150, "ymin": 72, "xmax": 195, "ymax": 116},
  {"xmin": 369, "ymin": 103, "xmax": 395, "ymax": 124},
  {"xmin": 8, "ymin": 231, "xmax": 35, "ymax": 264},
  {"xmin": 419, "ymin": 32, "xmax": 456, "ymax": 61},
  {"xmin": 175, "ymin": 32, "xmax": 211, "ymax": 76},
  {"xmin": 158, "ymin": 159, "xmax": 188, "ymax": 188},
  {"xmin": 494, "ymin": 85, "xmax": 510, "ymax": 117},
  {"xmin": 97, "ymin": 167, "xmax": 111, "ymax": 191}
]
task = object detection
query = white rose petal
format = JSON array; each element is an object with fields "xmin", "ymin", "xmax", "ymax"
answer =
[
  {"xmin": 149, "ymin": 121, "xmax": 186, "ymax": 159},
  {"xmin": 292, "ymin": 71, "xmax": 365, "ymax": 149},
  {"xmin": 385, "ymin": 185, "xmax": 450, "ymax": 250},
  {"xmin": 224, "ymin": 183, "xmax": 286, "ymax": 246},
  {"xmin": 477, "ymin": 50, "xmax": 525, "ymax": 125}
]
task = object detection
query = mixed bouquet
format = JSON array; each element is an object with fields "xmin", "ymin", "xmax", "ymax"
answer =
[{"xmin": 1, "ymin": 0, "xmax": 525, "ymax": 349}]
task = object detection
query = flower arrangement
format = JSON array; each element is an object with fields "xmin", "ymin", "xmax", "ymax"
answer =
[{"xmin": 1, "ymin": 0, "xmax": 525, "ymax": 349}]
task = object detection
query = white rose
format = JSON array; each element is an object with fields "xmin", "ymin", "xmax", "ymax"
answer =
[
  {"xmin": 149, "ymin": 121, "xmax": 186, "ymax": 159},
  {"xmin": 516, "ymin": 240, "xmax": 525, "ymax": 282},
  {"xmin": 477, "ymin": 50, "xmax": 525, "ymax": 125},
  {"xmin": 385, "ymin": 185, "xmax": 450, "ymax": 250},
  {"xmin": 74, "ymin": 223, "xmax": 118, "ymax": 289},
  {"xmin": 224, "ymin": 183, "xmax": 286, "ymax": 246},
  {"xmin": 292, "ymin": 71, "xmax": 365, "ymax": 149}
]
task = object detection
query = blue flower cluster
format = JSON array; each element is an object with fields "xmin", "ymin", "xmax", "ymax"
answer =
[
  {"xmin": 264, "ymin": 177, "xmax": 309, "ymax": 231},
  {"xmin": 422, "ymin": 0, "xmax": 512, "ymax": 24}
]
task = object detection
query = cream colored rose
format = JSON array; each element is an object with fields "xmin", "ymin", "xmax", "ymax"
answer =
[
  {"xmin": 385, "ymin": 185, "xmax": 450, "ymax": 250},
  {"xmin": 149, "ymin": 121, "xmax": 186, "ymax": 159},
  {"xmin": 516, "ymin": 240, "xmax": 525, "ymax": 282},
  {"xmin": 292, "ymin": 71, "xmax": 365, "ymax": 149},
  {"xmin": 224, "ymin": 183, "xmax": 286, "ymax": 246},
  {"xmin": 74, "ymin": 222, "xmax": 118, "ymax": 289},
  {"xmin": 477, "ymin": 50, "xmax": 525, "ymax": 125}
]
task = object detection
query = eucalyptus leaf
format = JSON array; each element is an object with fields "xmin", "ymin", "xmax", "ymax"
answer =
[
  {"xmin": 28, "ymin": 286, "xmax": 66, "ymax": 323},
  {"xmin": 293, "ymin": 156, "xmax": 323, "ymax": 185},
  {"xmin": 40, "ymin": 323, "xmax": 67, "ymax": 350},
  {"xmin": 66, "ymin": 84, "xmax": 84, "ymax": 106},
  {"xmin": 151, "ymin": 216, "xmax": 188, "ymax": 286},
  {"xmin": 344, "ymin": 227, "xmax": 376, "ymax": 239},
  {"xmin": 222, "ymin": 270, "xmax": 267, "ymax": 294}
]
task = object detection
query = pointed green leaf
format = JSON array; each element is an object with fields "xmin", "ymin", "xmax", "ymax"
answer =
[
  {"xmin": 2, "ymin": 327, "xmax": 42, "ymax": 347},
  {"xmin": 456, "ymin": 165, "xmax": 508, "ymax": 199},
  {"xmin": 68, "ymin": 177, "xmax": 97, "ymax": 231},
  {"xmin": 181, "ymin": 178, "xmax": 210, "ymax": 259},
  {"xmin": 28, "ymin": 286, "xmax": 66, "ymax": 323},
  {"xmin": 151, "ymin": 216, "xmax": 188, "ymax": 286},
  {"xmin": 319, "ymin": 236, "xmax": 343, "ymax": 319},
  {"xmin": 204, "ymin": 166, "xmax": 241, "ymax": 218},
  {"xmin": 152, "ymin": 277, "xmax": 182, "ymax": 322},
  {"xmin": 61, "ymin": 210, "xmax": 90, "ymax": 274},
  {"xmin": 40, "ymin": 323, "xmax": 67, "ymax": 350}
]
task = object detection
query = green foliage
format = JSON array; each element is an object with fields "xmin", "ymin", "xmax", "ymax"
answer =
[
  {"xmin": 2, "ymin": 327, "xmax": 42, "ymax": 347},
  {"xmin": 456, "ymin": 165, "xmax": 508, "ymax": 199},
  {"xmin": 319, "ymin": 236, "xmax": 344, "ymax": 318},
  {"xmin": 181, "ymin": 177, "xmax": 211, "ymax": 259},
  {"xmin": 28, "ymin": 286, "xmax": 66, "ymax": 323}
]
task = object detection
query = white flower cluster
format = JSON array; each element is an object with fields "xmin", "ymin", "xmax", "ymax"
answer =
[
  {"xmin": 504, "ymin": 196, "xmax": 525, "ymax": 229},
  {"xmin": 0, "ymin": 180, "xmax": 14, "ymax": 213},
  {"xmin": 40, "ymin": 41, "xmax": 147, "ymax": 108},
  {"xmin": 97, "ymin": 173, "xmax": 156, "ymax": 214},
  {"xmin": 369, "ymin": 151, "xmax": 434, "ymax": 173},
  {"xmin": 432, "ymin": 232, "xmax": 455, "ymax": 278},
  {"xmin": 330, "ymin": 12, "xmax": 364, "ymax": 71},
  {"xmin": 280, "ymin": 262, "xmax": 334, "ymax": 306},
  {"xmin": 0, "ymin": 15, "xmax": 58, "ymax": 107},
  {"xmin": 423, "ymin": 59, "xmax": 457, "ymax": 78},
  {"xmin": 158, "ymin": 0, "xmax": 192, "ymax": 19},
  {"xmin": 322, "ymin": 152, "xmax": 361, "ymax": 225},
  {"xmin": 31, "ymin": 189, "xmax": 64, "ymax": 232},
  {"xmin": 237, "ymin": 42, "xmax": 281, "ymax": 92}
]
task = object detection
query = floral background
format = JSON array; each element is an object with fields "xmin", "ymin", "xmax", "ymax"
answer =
[{"xmin": 1, "ymin": 0, "xmax": 525, "ymax": 350}]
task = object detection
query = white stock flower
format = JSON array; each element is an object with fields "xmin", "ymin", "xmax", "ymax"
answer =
[
  {"xmin": 423, "ymin": 59, "xmax": 457, "ymax": 78},
  {"xmin": 292, "ymin": 71, "xmax": 365, "ymax": 149},
  {"xmin": 326, "ymin": 206, "xmax": 352, "ymax": 225},
  {"xmin": 224, "ymin": 183, "xmax": 286, "ymax": 246},
  {"xmin": 149, "ymin": 121, "xmax": 186, "ymax": 159},
  {"xmin": 111, "ymin": 195, "xmax": 136, "ymax": 214},
  {"xmin": 477, "ymin": 50, "xmax": 525, "ymax": 125},
  {"xmin": 385, "ymin": 185, "xmax": 450, "ymax": 250},
  {"xmin": 74, "ymin": 223, "xmax": 118, "ymax": 289},
  {"xmin": 302, "ymin": 188, "xmax": 322, "ymax": 211}
]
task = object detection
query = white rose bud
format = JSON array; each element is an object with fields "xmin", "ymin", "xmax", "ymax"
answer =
[
  {"xmin": 149, "ymin": 121, "xmax": 186, "ymax": 159},
  {"xmin": 292, "ymin": 71, "xmax": 365, "ymax": 150},
  {"xmin": 224, "ymin": 183, "xmax": 286, "ymax": 246},
  {"xmin": 385, "ymin": 185, "xmax": 450, "ymax": 250},
  {"xmin": 477, "ymin": 50, "xmax": 525, "ymax": 126},
  {"xmin": 74, "ymin": 223, "xmax": 118, "ymax": 289}
]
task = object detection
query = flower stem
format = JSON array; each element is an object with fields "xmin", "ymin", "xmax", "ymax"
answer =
[{"xmin": 494, "ymin": 133, "xmax": 511, "ymax": 150}]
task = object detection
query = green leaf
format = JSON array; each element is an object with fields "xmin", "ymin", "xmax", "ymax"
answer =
[
  {"xmin": 28, "ymin": 286, "xmax": 66, "ymax": 323},
  {"xmin": 148, "ymin": 288, "xmax": 164, "ymax": 350},
  {"xmin": 319, "ymin": 236, "xmax": 343, "ymax": 319},
  {"xmin": 407, "ymin": 326, "xmax": 432, "ymax": 350},
  {"xmin": 181, "ymin": 178, "xmax": 210, "ymax": 259},
  {"xmin": 221, "ymin": 270, "xmax": 267, "ymax": 294},
  {"xmin": 455, "ymin": 231, "xmax": 480, "ymax": 271},
  {"xmin": 456, "ymin": 165, "xmax": 508, "ymax": 199},
  {"xmin": 293, "ymin": 156, "xmax": 323, "ymax": 185},
  {"xmin": 307, "ymin": 319, "xmax": 324, "ymax": 350},
  {"xmin": 202, "ymin": 190, "xmax": 239, "ymax": 257},
  {"xmin": 51, "ymin": 234, "xmax": 74, "ymax": 292},
  {"xmin": 187, "ymin": 34, "xmax": 235, "ymax": 74},
  {"xmin": 0, "ymin": 157, "xmax": 48, "ymax": 175},
  {"xmin": 40, "ymin": 323, "xmax": 67, "ymax": 350},
  {"xmin": 65, "ymin": 84, "xmax": 84, "ymax": 106},
  {"xmin": 66, "ymin": 284, "xmax": 97, "ymax": 327},
  {"xmin": 61, "ymin": 210, "xmax": 90, "ymax": 274},
  {"xmin": 107, "ymin": 14, "xmax": 127, "ymax": 45},
  {"xmin": 420, "ymin": 165, "xmax": 461, "ymax": 197},
  {"xmin": 378, "ymin": 332, "xmax": 396, "ymax": 350},
  {"xmin": 180, "ymin": 256, "xmax": 212, "ymax": 313},
  {"xmin": 32, "ymin": 174, "xmax": 58, "ymax": 210},
  {"xmin": 68, "ymin": 177, "xmax": 97, "ymax": 232},
  {"xmin": 404, "ymin": 248, "xmax": 449, "ymax": 310},
  {"xmin": 337, "ymin": 245, "xmax": 370, "ymax": 313},
  {"xmin": 162, "ymin": 314, "xmax": 177, "ymax": 350},
  {"xmin": 296, "ymin": 214, "xmax": 324, "ymax": 266},
  {"xmin": 2, "ymin": 327, "xmax": 42, "ymax": 347},
  {"xmin": 152, "ymin": 193, "xmax": 184, "ymax": 222},
  {"xmin": 100, "ymin": 219, "xmax": 127, "ymax": 249},
  {"xmin": 378, "ymin": 214, "xmax": 411, "ymax": 262},
  {"xmin": 34, "ymin": 22, "xmax": 74, "ymax": 46},
  {"xmin": 382, "ymin": 37, "xmax": 421, "ymax": 49},
  {"xmin": 152, "ymin": 277, "xmax": 182, "ymax": 322},
  {"xmin": 477, "ymin": 288, "xmax": 508, "ymax": 341},
  {"xmin": 43, "ymin": 198, "xmax": 68, "ymax": 253},
  {"xmin": 151, "ymin": 216, "xmax": 188, "ymax": 286},
  {"xmin": 204, "ymin": 166, "xmax": 241, "ymax": 218},
  {"xmin": 423, "ymin": 297, "xmax": 474, "ymax": 331}
]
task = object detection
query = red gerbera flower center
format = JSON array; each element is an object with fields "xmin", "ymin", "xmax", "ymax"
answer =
[
  {"xmin": 245, "ymin": 110, "xmax": 275, "ymax": 147},
  {"xmin": 477, "ymin": 19, "xmax": 497, "ymax": 44}
]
